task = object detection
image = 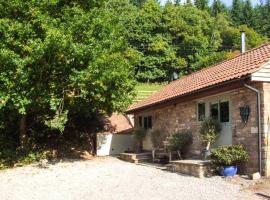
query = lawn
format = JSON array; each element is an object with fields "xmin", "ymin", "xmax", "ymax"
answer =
[{"xmin": 134, "ymin": 83, "xmax": 165, "ymax": 102}]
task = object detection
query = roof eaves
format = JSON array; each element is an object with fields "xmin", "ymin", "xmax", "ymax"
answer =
[{"xmin": 126, "ymin": 76, "xmax": 249, "ymax": 114}]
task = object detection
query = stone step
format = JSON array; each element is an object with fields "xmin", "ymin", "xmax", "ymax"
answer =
[
  {"xmin": 134, "ymin": 158, "xmax": 151, "ymax": 164},
  {"xmin": 119, "ymin": 152, "xmax": 152, "ymax": 163}
]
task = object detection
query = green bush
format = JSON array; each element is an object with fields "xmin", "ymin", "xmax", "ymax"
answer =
[
  {"xmin": 134, "ymin": 128, "xmax": 147, "ymax": 153},
  {"xmin": 199, "ymin": 117, "xmax": 221, "ymax": 150},
  {"xmin": 210, "ymin": 145, "xmax": 249, "ymax": 166},
  {"xmin": 18, "ymin": 151, "xmax": 49, "ymax": 165},
  {"xmin": 134, "ymin": 128, "xmax": 147, "ymax": 142},
  {"xmin": 169, "ymin": 130, "xmax": 193, "ymax": 154},
  {"xmin": 0, "ymin": 150, "xmax": 50, "ymax": 170},
  {"xmin": 150, "ymin": 129, "xmax": 166, "ymax": 149}
]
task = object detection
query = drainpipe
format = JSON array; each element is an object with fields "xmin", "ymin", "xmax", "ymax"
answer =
[{"xmin": 244, "ymin": 84, "xmax": 262, "ymax": 175}]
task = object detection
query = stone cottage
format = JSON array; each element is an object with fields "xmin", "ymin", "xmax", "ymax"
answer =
[{"xmin": 126, "ymin": 43, "xmax": 270, "ymax": 176}]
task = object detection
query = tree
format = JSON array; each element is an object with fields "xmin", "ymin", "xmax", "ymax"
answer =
[
  {"xmin": 211, "ymin": 0, "xmax": 227, "ymax": 16},
  {"xmin": 185, "ymin": 0, "xmax": 193, "ymax": 5},
  {"xmin": 131, "ymin": 0, "xmax": 147, "ymax": 7},
  {"xmin": 243, "ymin": 0, "xmax": 254, "ymax": 27},
  {"xmin": 123, "ymin": 0, "xmax": 266, "ymax": 82},
  {"xmin": 231, "ymin": 0, "xmax": 244, "ymax": 26},
  {"xmin": 175, "ymin": 0, "xmax": 182, "ymax": 4},
  {"xmin": 199, "ymin": 118, "xmax": 221, "ymax": 151},
  {"xmin": 254, "ymin": 0, "xmax": 270, "ymax": 37},
  {"xmin": 0, "ymin": 1, "xmax": 135, "ymax": 149},
  {"xmin": 194, "ymin": 0, "xmax": 209, "ymax": 10}
]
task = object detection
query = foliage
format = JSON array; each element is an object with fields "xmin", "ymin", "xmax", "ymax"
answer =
[
  {"xmin": 199, "ymin": 118, "xmax": 221, "ymax": 147},
  {"xmin": 45, "ymin": 111, "xmax": 68, "ymax": 133},
  {"xmin": 150, "ymin": 129, "xmax": 166, "ymax": 149},
  {"xmin": 231, "ymin": 0, "xmax": 244, "ymax": 26},
  {"xmin": 194, "ymin": 0, "xmax": 209, "ymax": 10},
  {"xmin": 210, "ymin": 145, "xmax": 249, "ymax": 166},
  {"xmin": 134, "ymin": 128, "xmax": 147, "ymax": 153},
  {"xmin": 0, "ymin": 149, "xmax": 50, "ymax": 170},
  {"xmin": 116, "ymin": 0, "xmax": 267, "ymax": 82},
  {"xmin": 168, "ymin": 130, "xmax": 193, "ymax": 152},
  {"xmin": 134, "ymin": 128, "xmax": 147, "ymax": 142},
  {"xmin": 211, "ymin": 0, "xmax": 227, "ymax": 16},
  {"xmin": 0, "ymin": 0, "xmax": 135, "ymax": 145}
]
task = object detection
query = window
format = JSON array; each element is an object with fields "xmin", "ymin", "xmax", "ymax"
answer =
[
  {"xmin": 197, "ymin": 103, "xmax": 206, "ymax": 121},
  {"xmin": 143, "ymin": 117, "xmax": 148, "ymax": 129},
  {"xmin": 147, "ymin": 116, "xmax": 152, "ymax": 129},
  {"xmin": 138, "ymin": 116, "xmax": 152, "ymax": 130},
  {"xmin": 220, "ymin": 101, "xmax": 229, "ymax": 122},
  {"xmin": 210, "ymin": 103, "xmax": 219, "ymax": 121},
  {"xmin": 138, "ymin": 116, "xmax": 142, "ymax": 128}
]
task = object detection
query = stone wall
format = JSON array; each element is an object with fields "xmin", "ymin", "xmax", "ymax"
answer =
[
  {"xmin": 230, "ymin": 83, "xmax": 261, "ymax": 174},
  {"xmin": 135, "ymin": 100, "xmax": 201, "ymax": 154},
  {"xmin": 134, "ymin": 83, "xmax": 270, "ymax": 175}
]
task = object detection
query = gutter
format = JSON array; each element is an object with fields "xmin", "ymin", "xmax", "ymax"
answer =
[{"xmin": 244, "ymin": 84, "xmax": 262, "ymax": 175}]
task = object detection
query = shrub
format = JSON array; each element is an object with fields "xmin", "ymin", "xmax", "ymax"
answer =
[
  {"xmin": 169, "ymin": 130, "xmax": 193, "ymax": 158},
  {"xmin": 134, "ymin": 128, "xmax": 147, "ymax": 153},
  {"xmin": 0, "ymin": 149, "xmax": 50, "ymax": 170},
  {"xmin": 18, "ymin": 151, "xmax": 50, "ymax": 165},
  {"xmin": 150, "ymin": 129, "xmax": 166, "ymax": 149},
  {"xmin": 134, "ymin": 128, "xmax": 147, "ymax": 142},
  {"xmin": 210, "ymin": 145, "xmax": 249, "ymax": 166},
  {"xmin": 199, "ymin": 117, "xmax": 221, "ymax": 150}
]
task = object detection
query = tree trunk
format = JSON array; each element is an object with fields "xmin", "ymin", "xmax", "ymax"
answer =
[
  {"xmin": 19, "ymin": 115, "xmax": 28, "ymax": 151},
  {"xmin": 206, "ymin": 141, "xmax": 211, "ymax": 151},
  {"xmin": 152, "ymin": 149, "xmax": 155, "ymax": 162},
  {"xmin": 177, "ymin": 150, "xmax": 182, "ymax": 160}
]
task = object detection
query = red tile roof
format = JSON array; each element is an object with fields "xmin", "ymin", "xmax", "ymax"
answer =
[
  {"xmin": 127, "ymin": 43, "xmax": 270, "ymax": 113},
  {"xmin": 103, "ymin": 113, "xmax": 133, "ymax": 134}
]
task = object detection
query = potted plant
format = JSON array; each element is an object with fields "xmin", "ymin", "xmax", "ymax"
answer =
[
  {"xmin": 150, "ymin": 129, "xmax": 166, "ymax": 162},
  {"xmin": 134, "ymin": 128, "xmax": 147, "ymax": 153},
  {"xmin": 210, "ymin": 145, "xmax": 249, "ymax": 176},
  {"xmin": 199, "ymin": 117, "xmax": 221, "ymax": 159},
  {"xmin": 168, "ymin": 130, "xmax": 193, "ymax": 160}
]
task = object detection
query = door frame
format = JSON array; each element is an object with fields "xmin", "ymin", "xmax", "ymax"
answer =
[{"xmin": 196, "ymin": 93, "xmax": 232, "ymax": 147}]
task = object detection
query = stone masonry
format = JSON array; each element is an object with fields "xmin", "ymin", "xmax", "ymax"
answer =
[{"xmin": 134, "ymin": 82, "xmax": 270, "ymax": 176}]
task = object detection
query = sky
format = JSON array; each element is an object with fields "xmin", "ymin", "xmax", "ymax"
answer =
[{"xmin": 160, "ymin": 0, "xmax": 262, "ymax": 6}]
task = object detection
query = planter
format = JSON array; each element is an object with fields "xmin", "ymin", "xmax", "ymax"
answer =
[{"xmin": 219, "ymin": 166, "xmax": 237, "ymax": 176}]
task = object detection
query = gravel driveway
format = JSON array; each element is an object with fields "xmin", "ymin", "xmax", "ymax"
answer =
[{"xmin": 0, "ymin": 157, "xmax": 255, "ymax": 200}]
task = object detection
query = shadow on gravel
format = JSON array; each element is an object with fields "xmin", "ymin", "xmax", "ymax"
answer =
[{"xmin": 255, "ymin": 193, "xmax": 270, "ymax": 199}]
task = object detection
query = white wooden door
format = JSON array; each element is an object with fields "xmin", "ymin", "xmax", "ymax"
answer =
[{"xmin": 209, "ymin": 100, "xmax": 232, "ymax": 147}]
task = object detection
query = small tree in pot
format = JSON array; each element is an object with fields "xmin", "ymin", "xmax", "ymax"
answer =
[
  {"xmin": 134, "ymin": 128, "xmax": 147, "ymax": 153},
  {"xmin": 199, "ymin": 117, "xmax": 221, "ymax": 158},
  {"xmin": 210, "ymin": 145, "xmax": 249, "ymax": 176},
  {"xmin": 150, "ymin": 129, "xmax": 166, "ymax": 162},
  {"xmin": 168, "ymin": 130, "xmax": 193, "ymax": 160}
]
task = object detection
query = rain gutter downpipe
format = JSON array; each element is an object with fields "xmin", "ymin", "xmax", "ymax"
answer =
[{"xmin": 244, "ymin": 83, "xmax": 262, "ymax": 175}]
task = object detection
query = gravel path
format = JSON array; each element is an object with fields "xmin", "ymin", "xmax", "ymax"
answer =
[{"xmin": 0, "ymin": 157, "xmax": 255, "ymax": 200}]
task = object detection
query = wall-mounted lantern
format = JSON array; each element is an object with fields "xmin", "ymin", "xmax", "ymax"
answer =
[{"xmin": 239, "ymin": 106, "xmax": 250, "ymax": 124}]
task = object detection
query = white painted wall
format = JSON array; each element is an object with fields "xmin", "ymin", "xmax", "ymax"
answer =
[
  {"xmin": 251, "ymin": 63, "xmax": 270, "ymax": 82},
  {"xmin": 97, "ymin": 133, "xmax": 135, "ymax": 156}
]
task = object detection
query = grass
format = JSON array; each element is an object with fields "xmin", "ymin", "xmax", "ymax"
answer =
[{"xmin": 134, "ymin": 83, "xmax": 165, "ymax": 102}]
